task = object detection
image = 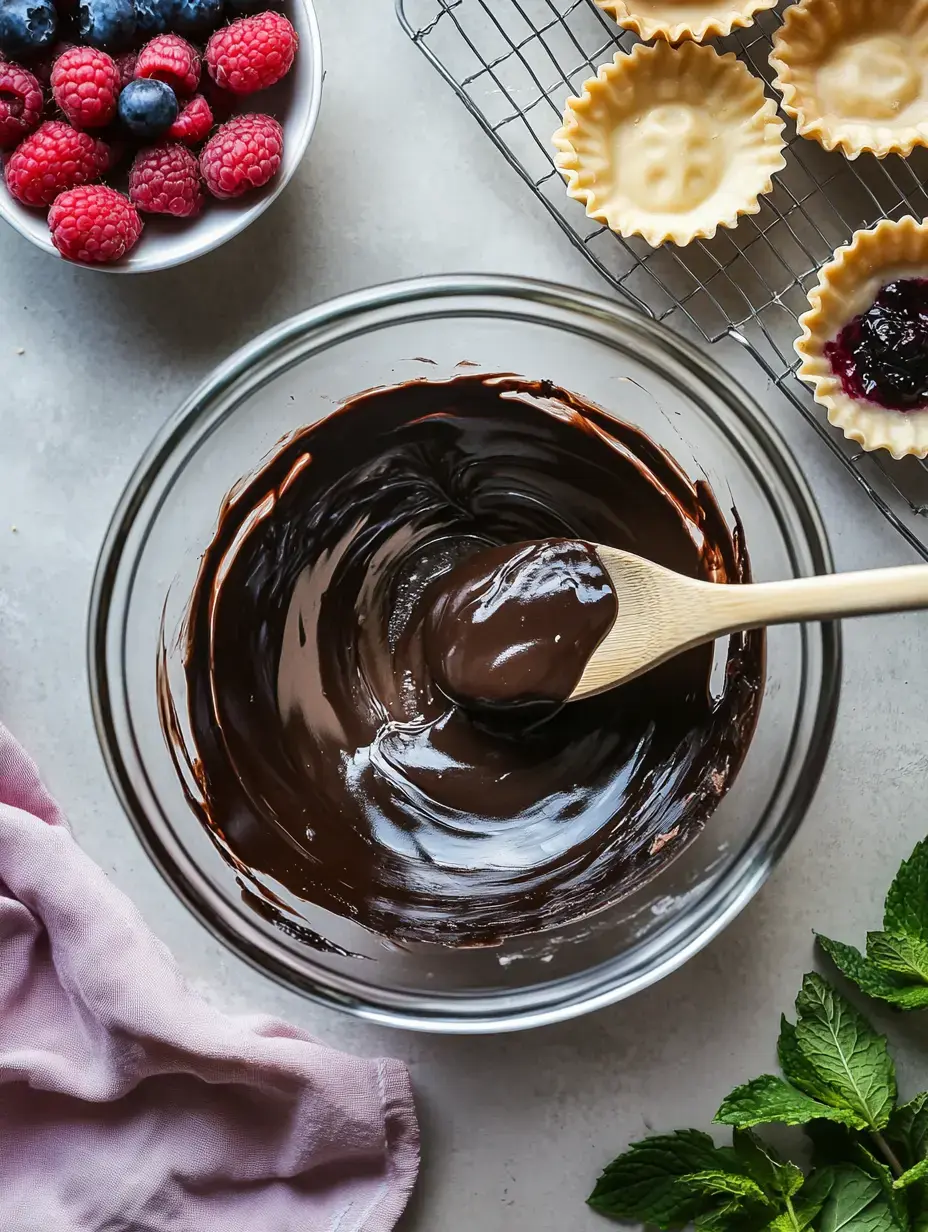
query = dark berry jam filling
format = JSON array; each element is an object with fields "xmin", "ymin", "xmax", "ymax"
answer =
[{"xmin": 825, "ymin": 278, "xmax": 928, "ymax": 413}]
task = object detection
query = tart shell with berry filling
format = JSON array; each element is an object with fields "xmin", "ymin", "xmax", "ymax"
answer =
[{"xmin": 796, "ymin": 218, "xmax": 928, "ymax": 460}]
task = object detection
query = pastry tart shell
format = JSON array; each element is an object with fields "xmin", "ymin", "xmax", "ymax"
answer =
[
  {"xmin": 796, "ymin": 218, "xmax": 928, "ymax": 460},
  {"xmin": 771, "ymin": 0, "xmax": 928, "ymax": 160},
  {"xmin": 596, "ymin": 0, "xmax": 778, "ymax": 44},
  {"xmin": 552, "ymin": 41, "xmax": 785, "ymax": 249}
]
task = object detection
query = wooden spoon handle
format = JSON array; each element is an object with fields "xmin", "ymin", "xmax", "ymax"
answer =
[{"xmin": 699, "ymin": 564, "xmax": 928, "ymax": 636}]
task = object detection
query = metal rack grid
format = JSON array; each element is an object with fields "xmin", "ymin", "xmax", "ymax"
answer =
[{"xmin": 396, "ymin": 0, "xmax": 928, "ymax": 560}]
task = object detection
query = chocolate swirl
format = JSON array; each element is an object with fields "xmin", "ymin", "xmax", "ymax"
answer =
[{"xmin": 160, "ymin": 374, "xmax": 763, "ymax": 946}]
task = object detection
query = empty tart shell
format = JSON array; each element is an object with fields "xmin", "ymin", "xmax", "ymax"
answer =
[
  {"xmin": 552, "ymin": 42, "xmax": 785, "ymax": 248},
  {"xmin": 771, "ymin": 0, "xmax": 928, "ymax": 159},
  {"xmin": 595, "ymin": 0, "xmax": 778, "ymax": 44},
  {"xmin": 796, "ymin": 219, "xmax": 928, "ymax": 460}
]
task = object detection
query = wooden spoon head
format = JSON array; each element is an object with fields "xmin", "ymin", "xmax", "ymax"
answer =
[{"xmin": 568, "ymin": 548, "xmax": 712, "ymax": 701}]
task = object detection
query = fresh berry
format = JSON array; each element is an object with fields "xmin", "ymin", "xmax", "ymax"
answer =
[
  {"xmin": 0, "ymin": 61, "xmax": 43, "ymax": 150},
  {"xmin": 0, "ymin": 0, "xmax": 58, "ymax": 60},
  {"xmin": 826, "ymin": 279, "xmax": 928, "ymax": 413},
  {"xmin": 48, "ymin": 182, "xmax": 141, "ymax": 262},
  {"xmin": 205, "ymin": 11, "xmax": 298, "ymax": 95},
  {"xmin": 165, "ymin": 92, "xmax": 211, "ymax": 144},
  {"xmin": 118, "ymin": 77, "xmax": 177, "ymax": 138},
  {"xmin": 135, "ymin": 33, "xmax": 199, "ymax": 97},
  {"xmin": 171, "ymin": 0, "xmax": 223, "ymax": 36},
  {"xmin": 113, "ymin": 48, "xmax": 136, "ymax": 87},
  {"xmin": 129, "ymin": 141, "xmax": 203, "ymax": 216},
  {"xmin": 4, "ymin": 118, "xmax": 107, "ymax": 205},
  {"xmin": 199, "ymin": 111, "xmax": 282, "ymax": 199},
  {"xmin": 134, "ymin": 0, "xmax": 172, "ymax": 37},
  {"xmin": 78, "ymin": 0, "xmax": 135, "ymax": 50},
  {"xmin": 51, "ymin": 45, "xmax": 119, "ymax": 128}
]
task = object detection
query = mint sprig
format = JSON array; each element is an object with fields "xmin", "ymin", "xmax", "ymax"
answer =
[
  {"xmin": 819, "ymin": 840, "xmax": 928, "ymax": 1010},
  {"xmin": 588, "ymin": 838, "xmax": 928, "ymax": 1232}
]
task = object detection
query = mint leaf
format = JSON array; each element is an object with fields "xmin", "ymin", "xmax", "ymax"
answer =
[
  {"xmin": 910, "ymin": 1186, "xmax": 928, "ymax": 1232},
  {"xmin": 690, "ymin": 1179, "xmax": 775, "ymax": 1232},
  {"xmin": 819, "ymin": 1167, "xmax": 899, "ymax": 1232},
  {"xmin": 588, "ymin": 1130, "xmax": 736, "ymax": 1226},
  {"xmin": 779, "ymin": 1016, "xmax": 846, "ymax": 1105},
  {"xmin": 817, "ymin": 937, "xmax": 913, "ymax": 1005},
  {"xmin": 774, "ymin": 1168, "xmax": 836, "ymax": 1232},
  {"xmin": 716, "ymin": 1076, "xmax": 864, "ymax": 1130},
  {"xmin": 877, "ymin": 987, "xmax": 928, "ymax": 1011},
  {"xmin": 732, "ymin": 1130, "xmax": 804, "ymax": 1201},
  {"xmin": 867, "ymin": 933, "xmax": 928, "ymax": 984},
  {"xmin": 894, "ymin": 1160, "xmax": 928, "ymax": 1191},
  {"xmin": 696, "ymin": 1199, "xmax": 768, "ymax": 1232},
  {"xmin": 887, "ymin": 1096, "xmax": 928, "ymax": 1169},
  {"xmin": 794, "ymin": 974, "xmax": 896, "ymax": 1130},
  {"xmin": 766, "ymin": 1169, "xmax": 836, "ymax": 1232},
  {"xmin": 682, "ymin": 1172, "xmax": 771, "ymax": 1204},
  {"xmin": 850, "ymin": 1143, "xmax": 910, "ymax": 1231},
  {"xmin": 884, "ymin": 840, "xmax": 928, "ymax": 944}
]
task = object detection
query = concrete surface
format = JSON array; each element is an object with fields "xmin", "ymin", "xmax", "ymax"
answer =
[{"xmin": 2, "ymin": 2, "xmax": 928, "ymax": 1229}]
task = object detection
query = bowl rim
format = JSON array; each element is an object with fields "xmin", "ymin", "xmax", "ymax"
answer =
[
  {"xmin": 88, "ymin": 273, "xmax": 842, "ymax": 1032},
  {"xmin": 0, "ymin": 0, "xmax": 324, "ymax": 275}
]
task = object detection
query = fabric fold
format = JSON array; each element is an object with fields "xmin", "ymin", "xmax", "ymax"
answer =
[{"xmin": 0, "ymin": 721, "xmax": 419, "ymax": 1231}]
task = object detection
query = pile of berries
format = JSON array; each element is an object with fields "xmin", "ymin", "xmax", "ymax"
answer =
[{"xmin": 0, "ymin": 0, "xmax": 297, "ymax": 264}]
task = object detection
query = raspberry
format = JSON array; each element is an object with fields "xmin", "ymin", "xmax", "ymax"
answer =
[
  {"xmin": 129, "ymin": 141, "xmax": 203, "ymax": 217},
  {"xmin": 135, "ymin": 34, "xmax": 200, "ymax": 97},
  {"xmin": 48, "ymin": 183, "xmax": 142, "ymax": 263},
  {"xmin": 205, "ymin": 11, "xmax": 298, "ymax": 96},
  {"xmin": 4, "ymin": 119, "xmax": 108, "ymax": 206},
  {"xmin": 165, "ymin": 92, "xmax": 211, "ymax": 144},
  {"xmin": 0, "ymin": 61, "xmax": 43, "ymax": 151},
  {"xmin": 51, "ymin": 45, "xmax": 119, "ymax": 129},
  {"xmin": 199, "ymin": 112, "xmax": 282, "ymax": 199},
  {"xmin": 113, "ymin": 49, "xmax": 137, "ymax": 87}
]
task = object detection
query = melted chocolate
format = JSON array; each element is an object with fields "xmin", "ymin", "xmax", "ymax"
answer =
[
  {"xmin": 161, "ymin": 374, "xmax": 763, "ymax": 946},
  {"xmin": 424, "ymin": 538, "xmax": 617, "ymax": 709}
]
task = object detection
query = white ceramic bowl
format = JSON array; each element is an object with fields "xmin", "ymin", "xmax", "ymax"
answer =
[{"xmin": 0, "ymin": 0, "xmax": 323, "ymax": 273}]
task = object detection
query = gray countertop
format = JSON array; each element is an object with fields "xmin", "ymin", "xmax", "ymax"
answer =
[{"xmin": 2, "ymin": 2, "xmax": 928, "ymax": 1228}]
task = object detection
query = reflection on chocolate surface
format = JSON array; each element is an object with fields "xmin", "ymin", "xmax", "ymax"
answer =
[
  {"xmin": 424, "ymin": 538, "xmax": 618, "ymax": 710},
  {"xmin": 159, "ymin": 373, "xmax": 764, "ymax": 946}
]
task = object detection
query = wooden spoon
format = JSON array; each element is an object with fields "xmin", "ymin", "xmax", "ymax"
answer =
[{"xmin": 570, "ymin": 549, "xmax": 928, "ymax": 701}]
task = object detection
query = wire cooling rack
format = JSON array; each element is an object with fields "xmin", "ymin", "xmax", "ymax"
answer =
[{"xmin": 396, "ymin": 0, "xmax": 928, "ymax": 560}]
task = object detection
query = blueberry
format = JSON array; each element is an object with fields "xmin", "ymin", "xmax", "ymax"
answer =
[
  {"xmin": 79, "ymin": 0, "xmax": 135, "ymax": 48},
  {"xmin": 826, "ymin": 278, "xmax": 928, "ymax": 413},
  {"xmin": 171, "ymin": 0, "xmax": 224, "ymax": 34},
  {"xmin": 135, "ymin": 0, "xmax": 172, "ymax": 35},
  {"xmin": 118, "ymin": 78, "xmax": 178, "ymax": 139},
  {"xmin": 0, "ymin": 0, "xmax": 57, "ymax": 59}
]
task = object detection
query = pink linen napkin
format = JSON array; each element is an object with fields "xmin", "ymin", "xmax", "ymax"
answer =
[{"xmin": 0, "ymin": 720, "xmax": 419, "ymax": 1231}]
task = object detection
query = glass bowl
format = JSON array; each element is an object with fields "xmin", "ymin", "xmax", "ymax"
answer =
[{"xmin": 89, "ymin": 275, "xmax": 841, "ymax": 1032}]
